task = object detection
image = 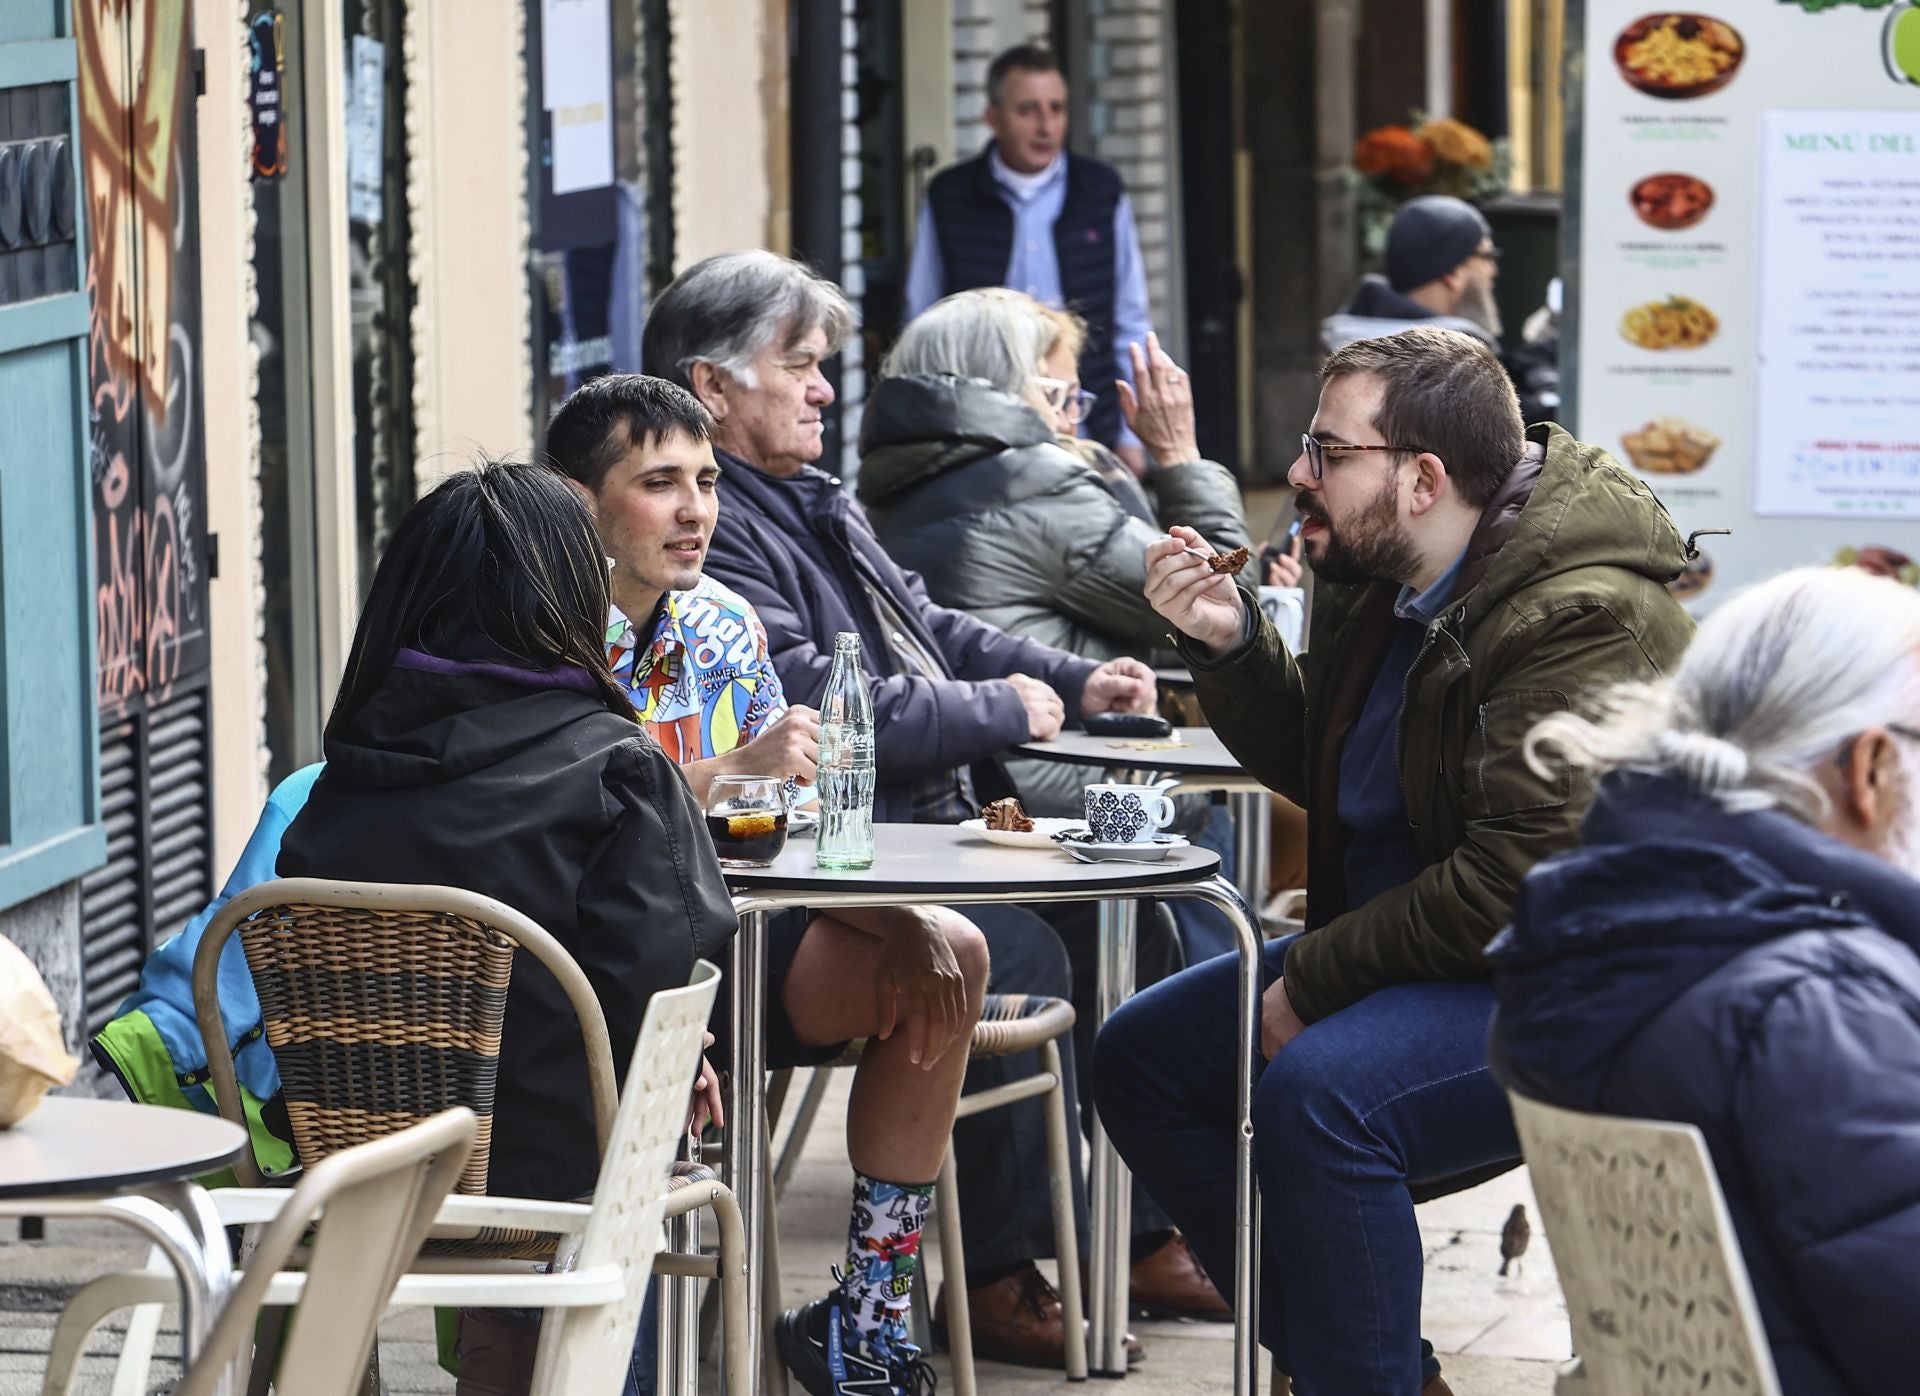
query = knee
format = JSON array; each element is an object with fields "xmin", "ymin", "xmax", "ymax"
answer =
[
  {"xmin": 940, "ymin": 913, "xmax": 992, "ymax": 997},
  {"xmin": 1251, "ymin": 1046, "xmax": 1363, "ymax": 1174}
]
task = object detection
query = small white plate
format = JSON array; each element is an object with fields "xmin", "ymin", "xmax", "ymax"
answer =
[
  {"xmin": 788, "ymin": 809, "xmax": 819, "ymax": 838},
  {"xmin": 959, "ymin": 817, "xmax": 1087, "ymax": 849},
  {"xmin": 1056, "ymin": 832, "xmax": 1189, "ymax": 864}
]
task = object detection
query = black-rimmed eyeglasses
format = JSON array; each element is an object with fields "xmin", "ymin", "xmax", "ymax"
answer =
[{"xmin": 1299, "ymin": 433, "xmax": 1420, "ymax": 481}]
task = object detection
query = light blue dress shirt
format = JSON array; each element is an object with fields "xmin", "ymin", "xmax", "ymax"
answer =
[{"xmin": 905, "ymin": 149, "xmax": 1153, "ymax": 448}]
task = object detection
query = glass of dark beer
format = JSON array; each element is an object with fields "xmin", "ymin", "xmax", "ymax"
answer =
[{"xmin": 705, "ymin": 775, "xmax": 789, "ymax": 869}]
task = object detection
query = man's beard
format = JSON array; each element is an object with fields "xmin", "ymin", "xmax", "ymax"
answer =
[
  {"xmin": 1460, "ymin": 277, "xmax": 1504, "ymax": 339},
  {"xmin": 1298, "ymin": 472, "xmax": 1420, "ymax": 587}
]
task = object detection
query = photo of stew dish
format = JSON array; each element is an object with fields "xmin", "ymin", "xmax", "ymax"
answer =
[
  {"xmin": 1631, "ymin": 173, "xmax": 1715, "ymax": 231},
  {"xmin": 1615, "ymin": 14, "xmax": 1745, "ymax": 99},
  {"xmin": 1622, "ymin": 296, "xmax": 1719, "ymax": 350}
]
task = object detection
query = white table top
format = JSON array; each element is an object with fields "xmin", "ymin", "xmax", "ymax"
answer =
[
  {"xmin": 0, "ymin": 1097, "xmax": 247, "ymax": 1199},
  {"xmin": 1014, "ymin": 725, "xmax": 1251, "ymax": 778},
  {"xmin": 724, "ymin": 822, "xmax": 1221, "ymax": 895}
]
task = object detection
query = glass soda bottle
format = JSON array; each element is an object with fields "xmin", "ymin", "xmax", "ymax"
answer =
[{"xmin": 816, "ymin": 631, "xmax": 877, "ymax": 869}]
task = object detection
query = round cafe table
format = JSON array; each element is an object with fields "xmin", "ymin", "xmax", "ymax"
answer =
[
  {"xmin": 1016, "ymin": 725, "xmax": 1276, "ymax": 931},
  {"xmin": 0, "ymin": 1096, "xmax": 247, "ymax": 1394},
  {"xmin": 722, "ymin": 824, "xmax": 1263, "ymax": 1395}
]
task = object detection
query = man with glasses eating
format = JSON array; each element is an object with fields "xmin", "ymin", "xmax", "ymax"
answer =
[{"xmin": 1091, "ymin": 326, "xmax": 1695, "ymax": 1395}]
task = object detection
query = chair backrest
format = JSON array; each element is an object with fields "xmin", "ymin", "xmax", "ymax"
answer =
[
  {"xmin": 1506, "ymin": 1090, "xmax": 1783, "ymax": 1396},
  {"xmin": 178, "ymin": 1106, "xmax": 477, "ymax": 1396},
  {"xmin": 531, "ymin": 959, "xmax": 721, "ymax": 1396},
  {"xmin": 195, "ymin": 878, "xmax": 618, "ymax": 1188}
]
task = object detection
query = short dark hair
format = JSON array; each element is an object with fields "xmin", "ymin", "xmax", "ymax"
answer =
[
  {"xmin": 986, "ymin": 45, "xmax": 1063, "ymax": 106},
  {"xmin": 543, "ymin": 373, "xmax": 714, "ymax": 493},
  {"xmin": 1321, "ymin": 328, "xmax": 1524, "ymax": 508},
  {"xmin": 328, "ymin": 459, "xmax": 634, "ymax": 739}
]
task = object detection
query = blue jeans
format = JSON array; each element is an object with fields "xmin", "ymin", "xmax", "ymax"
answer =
[{"xmin": 1091, "ymin": 935, "xmax": 1519, "ymax": 1395}]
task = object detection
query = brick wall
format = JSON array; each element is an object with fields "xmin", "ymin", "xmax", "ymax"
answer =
[
  {"xmin": 952, "ymin": 0, "xmax": 1053, "ymax": 156},
  {"xmin": 1082, "ymin": 0, "xmax": 1175, "ymax": 342}
]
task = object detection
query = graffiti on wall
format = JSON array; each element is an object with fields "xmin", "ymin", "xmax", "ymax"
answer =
[{"xmin": 76, "ymin": 0, "xmax": 211, "ymax": 715}]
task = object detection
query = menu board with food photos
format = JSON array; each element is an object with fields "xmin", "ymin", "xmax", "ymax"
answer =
[{"xmin": 1572, "ymin": 0, "xmax": 1920, "ymax": 608}]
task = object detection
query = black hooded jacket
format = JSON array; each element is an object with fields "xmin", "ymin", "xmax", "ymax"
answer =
[{"xmin": 278, "ymin": 652, "xmax": 736, "ymax": 1201}]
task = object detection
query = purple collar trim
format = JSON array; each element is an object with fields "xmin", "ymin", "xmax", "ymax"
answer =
[{"xmin": 392, "ymin": 647, "xmax": 604, "ymax": 696}]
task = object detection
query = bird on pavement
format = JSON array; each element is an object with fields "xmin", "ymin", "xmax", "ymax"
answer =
[{"xmin": 1499, "ymin": 1203, "xmax": 1531, "ymax": 1277}]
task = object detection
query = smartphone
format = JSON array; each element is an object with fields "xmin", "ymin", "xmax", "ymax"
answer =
[{"xmin": 1084, "ymin": 712, "xmax": 1174, "ymax": 738}]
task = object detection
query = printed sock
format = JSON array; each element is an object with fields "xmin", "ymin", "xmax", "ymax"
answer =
[{"xmin": 837, "ymin": 1171, "xmax": 935, "ymax": 1364}]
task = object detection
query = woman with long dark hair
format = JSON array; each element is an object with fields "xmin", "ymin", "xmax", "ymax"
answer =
[{"xmin": 277, "ymin": 457, "xmax": 735, "ymax": 1267}]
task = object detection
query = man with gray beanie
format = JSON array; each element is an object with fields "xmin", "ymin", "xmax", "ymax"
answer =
[
  {"xmin": 1322, "ymin": 194, "xmax": 1558, "ymax": 422},
  {"xmin": 1321, "ymin": 195, "xmax": 1503, "ymax": 351}
]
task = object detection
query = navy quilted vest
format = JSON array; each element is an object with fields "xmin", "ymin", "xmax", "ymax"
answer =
[{"xmin": 926, "ymin": 146, "xmax": 1125, "ymax": 443}]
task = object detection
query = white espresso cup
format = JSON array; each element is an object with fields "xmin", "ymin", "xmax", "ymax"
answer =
[{"xmin": 1084, "ymin": 783, "xmax": 1177, "ymax": 844}]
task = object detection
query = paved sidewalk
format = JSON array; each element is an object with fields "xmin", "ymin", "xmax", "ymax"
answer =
[{"xmin": 0, "ymin": 1068, "xmax": 1567, "ymax": 1394}]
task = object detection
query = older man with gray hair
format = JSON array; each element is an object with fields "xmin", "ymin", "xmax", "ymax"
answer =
[
  {"xmin": 1489, "ymin": 564, "xmax": 1920, "ymax": 1394},
  {"xmin": 641, "ymin": 251, "xmax": 1162, "ymax": 1387}
]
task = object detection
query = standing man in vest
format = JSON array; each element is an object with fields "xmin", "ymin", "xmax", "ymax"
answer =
[{"xmin": 906, "ymin": 44, "xmax": 1155, "ymax": 475}]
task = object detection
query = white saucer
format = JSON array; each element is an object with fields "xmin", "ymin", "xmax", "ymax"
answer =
[
  {"xmin": 1055, "ymin": 832, "xmax": 1188, "ymax": 863},
  {"xmin": 959, "ymin": 817, "xmax": 1088, "ymax": 850},
  {"xmin": 788, "ymin": 809, "xmax": 819, "ymax": 838}
]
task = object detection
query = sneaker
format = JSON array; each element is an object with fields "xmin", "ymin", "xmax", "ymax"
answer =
[{"xmin": 774, "ymin": 1293, "xmax": 936, "ymax": 1396}]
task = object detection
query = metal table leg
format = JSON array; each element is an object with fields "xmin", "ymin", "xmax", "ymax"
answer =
[
  {"xmin": 1164, "ymin": 875, "xmax": 1263, "ymax": 1396},
  {"xmin": 1229, "ymin": 790, "xmax": 1272, "ymax": 930},
  {"xmin": 1087, "ymin": 897, "xmax": 1139, "ymax": 1377},
  {"xmin": 725, "ymin": 909, "xmax": 770, "ymax": 1396},
  {"xmin": 1, "ymin": 1186, "xmax": 237, "ymax": 1396}
]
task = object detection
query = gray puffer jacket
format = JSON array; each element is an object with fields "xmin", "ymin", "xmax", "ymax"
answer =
[{"xmin": 858, "ymin": 373, "xmax": 1250, "ymax": 814}]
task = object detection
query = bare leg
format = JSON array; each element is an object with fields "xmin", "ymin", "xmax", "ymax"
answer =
[{"xmin": 778, "ymin": 907, "xmax": 990, "ymax": 1183}]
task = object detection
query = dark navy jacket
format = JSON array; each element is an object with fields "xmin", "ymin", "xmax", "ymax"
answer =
[
  {"xmin": 701, "ymin": 450, "xmax": 1098, "ymax": 824},
  {"xmin": 1486, "ymin": 775, "xmax": 1920, "ymax": 1395}
]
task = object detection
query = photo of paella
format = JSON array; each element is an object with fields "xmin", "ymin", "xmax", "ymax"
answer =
[
  {"xmin": 1614, "ymin": 14, "xmax": 1745, "ymax": 99},
  {"xmin": 1621, "ymin": 296, "xmax": 1720, "ymax": 351},
  {"xmin": 1631, "ymin": 173, "xmax": 1715, "ymax": 231}
]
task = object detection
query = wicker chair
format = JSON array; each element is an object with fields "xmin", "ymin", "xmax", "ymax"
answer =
[
  {"xmin": 47, "ymin": 965, "xmax": 729, "ymax": 1396},
  {"xmin": 761, "ymin": 991, "xmax": 1084, "ymax": 1396},
  {"xmin": 184, "ymin": 879, "xmax": 744, "ymax": 1389}
]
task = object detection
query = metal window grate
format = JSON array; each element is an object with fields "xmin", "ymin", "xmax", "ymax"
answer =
[{"xmin": 79, "ymin": 682, "xmax": 214, "ymax": 1038}]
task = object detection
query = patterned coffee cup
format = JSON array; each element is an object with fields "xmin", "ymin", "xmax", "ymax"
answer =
[{"xmin": 1084, "ymin": 783, "xmax": 1176, "ymax": 844}]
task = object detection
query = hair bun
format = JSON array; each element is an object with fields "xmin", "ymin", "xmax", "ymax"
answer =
[{"xmin": 1657, "ymin": 729, "xmax": 1750, "ymax": 790}]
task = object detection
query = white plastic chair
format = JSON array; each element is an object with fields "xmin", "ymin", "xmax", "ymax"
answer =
[
  {"xmin": 1507, "ymin": 1090, "xmax": 1784, "ymax": 1396},
  {"xmin": 43, "ymin": 1108, "xmax": 476, "ymax": 1396},
  {"xmin": 46, "ymin": 962, "xmax": 725, "ymax": 1396}
]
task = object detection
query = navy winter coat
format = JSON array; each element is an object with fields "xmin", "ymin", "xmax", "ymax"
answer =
[
  {"xmin": 1486, "ymin": 774, "xmax": 1920, "ymax": 1395},
  {"xmin": 701, "ymin": 450, "xmax": 1098, "ymax": 823}
]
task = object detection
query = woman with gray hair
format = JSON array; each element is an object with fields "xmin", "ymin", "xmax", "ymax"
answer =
[
  {"xmin": 1487, "ymin": 564, "xmax": 1920, "ymax": 1396},
  {"xmin": 857, "ymin": 287, "xmax": 1250, "ymax": 792}
]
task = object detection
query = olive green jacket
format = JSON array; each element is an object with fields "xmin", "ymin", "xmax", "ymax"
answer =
[{"xmin": 1183, "ymin": 423, "xmax": 1696, "ymax": 1023}]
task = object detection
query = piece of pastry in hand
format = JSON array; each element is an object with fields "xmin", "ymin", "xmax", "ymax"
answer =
[
  {"xmin": 980, "ymin": 797, "xmax": 1035, "ymax": 833},
  {"xmin": 1207, "ymin": 546, "xmax": 1252, "ymax": 576}
]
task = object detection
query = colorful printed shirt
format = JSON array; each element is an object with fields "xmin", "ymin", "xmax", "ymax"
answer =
[{"xmin": 606, "ymin": 573, "xmax": 787, "ymax": 765}]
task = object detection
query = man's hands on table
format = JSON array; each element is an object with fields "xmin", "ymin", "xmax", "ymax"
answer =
[
  {"xmin": 1261, "ymin": 978, "xmax": 1308, "ymax": 1059},
  {"xmin": 1145, "ymin": 526, "xmax": 1249, "ymax": 661},
  {"xmin": 1081, "ymin": 657, "xmax": 1158, "ymax": 715},
  {"xmin": 1006, "ymin": 673, "xmax": 1066, "ymax": 741},
  {"xmin": 872, "ymin": 908, "xmax": 972, "ymax": 1070},
  {"xmin": 684, "ymin": 705, "xmax": 820, "ymax": 804}
]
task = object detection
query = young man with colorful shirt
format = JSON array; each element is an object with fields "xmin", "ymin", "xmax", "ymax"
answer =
[{"xmin": 549, "ymin": 374, "xmax": 1011, "ymax": 1396}]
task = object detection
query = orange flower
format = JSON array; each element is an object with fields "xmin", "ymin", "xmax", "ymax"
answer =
[
  {"xmin": 1353, "ymin": 126, "xmax": 1434, "ymax": 187},
  {"xmin": 1416, "ymin": 117, "xmax": 1494, "ymax": 171}
]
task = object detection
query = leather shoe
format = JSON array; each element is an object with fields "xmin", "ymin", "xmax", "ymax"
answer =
[
  {"xmin": 1130, "ymin": 1232, "xmax": 1231, "ymax": 1321},
  {"xmin": 934, "ymin": 1264, "xmax": 1144, "ymax": 1368}
]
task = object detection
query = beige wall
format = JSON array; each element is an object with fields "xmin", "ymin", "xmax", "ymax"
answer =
[
  {"xmin": 406, "ymin": 0, "xmax": 535, "ymax": 465},
  {"xmin": 197, "ymin": 0, "xmax": 268, "ymax": 874},
  {"xmin": 670, "ymin": 0, "xmax": 785, "ymax": 266}
]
